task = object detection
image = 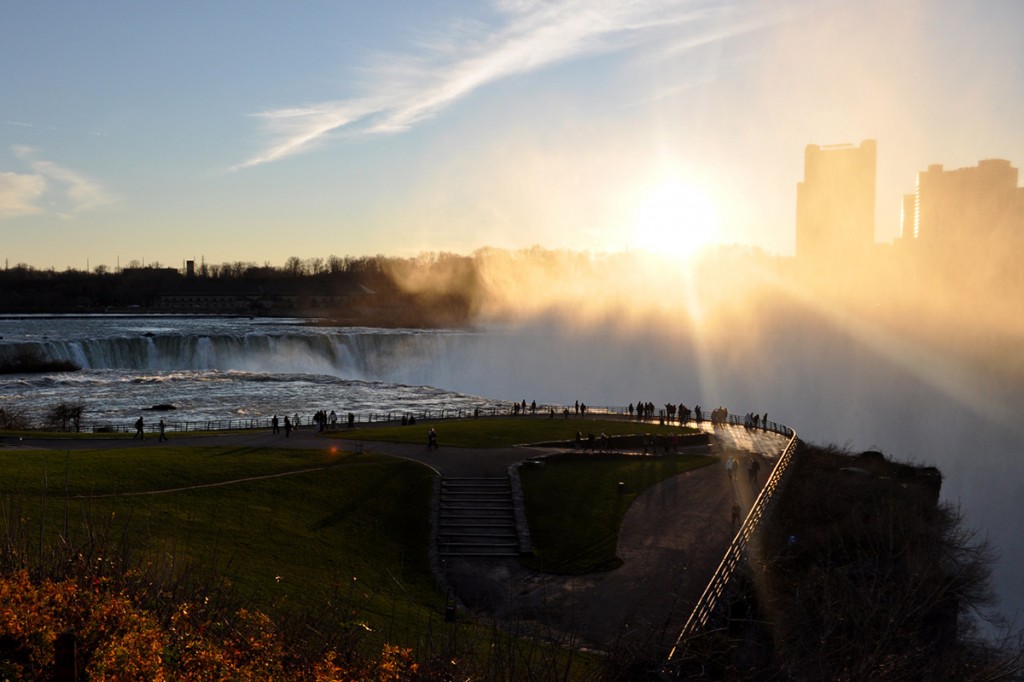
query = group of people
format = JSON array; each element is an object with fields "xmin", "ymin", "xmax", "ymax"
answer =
[
  {"xmin": 512, "ymin": 400, "xmax": 539, "ymax": 415},
  {"xmin": 629, "ymin": 401, "xmax": 658, "ymax": 420},
  {"xmin": 132, "ymin": 416, "xmax": 169, "ymax": 442},
  {"xmin": 743, "ymin": 412, "xmax": 770, "ymax": 430},
  {"xmin": 627, "ymin": 401, "xmax": 698, "ymax": 425},
  {"xmin": 574, "ymin": 430, "xmax": 612, "ymax": 451},
  {"xmin": 271, "ymin": 410, "xmax": 357, "ymax": 436},
  {"xmin": 706, "ymin": 406, "xmax": 731, "ymax": 426},
  {"xmin": 725, "ymin": 455, "xmax": 762, "ymax": 484},
  {"xmin": 270, "ymin": 414, "xmax": 293, "ymax": 436}
]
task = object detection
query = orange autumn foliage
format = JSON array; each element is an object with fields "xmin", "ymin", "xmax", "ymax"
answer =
[{"xmin": 0, "ymin": 571, "xmax": 420, "ymax": 681}]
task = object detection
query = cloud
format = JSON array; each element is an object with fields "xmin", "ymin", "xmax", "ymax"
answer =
[
  {"xmin": 0, "ymin": 171, "xmax": 47, "ymax": 219},
  {"xmin": 236, "ymin": 0, "xmax": 741, "ymax": 169},
  {"xmin": 10, "ymin": 146, "xmax": 115, "ymax": 216}
]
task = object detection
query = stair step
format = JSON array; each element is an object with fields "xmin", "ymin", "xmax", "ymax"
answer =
[
  {"xmin": 439, "ymin": 540, "xmax": 521, "ymax": 548},
  {"xmin": 440, "ymin": 528, "xmax": 520, "ymax": 540},
  {"xmin": 437, "ymin": 474, "xmax": 527, "ymax": 558},
  {"xmin": 441, "ymin": 550, "xmax": 522, "ymax": 558},
  {"xmin": 438, "ymin": 501, "xmax": 512, "ymax": 507}
]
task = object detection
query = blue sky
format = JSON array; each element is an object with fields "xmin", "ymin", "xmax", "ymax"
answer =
[{"xmin": 2, "ymin": 0, "xmax": 1023, "ymax": 270}]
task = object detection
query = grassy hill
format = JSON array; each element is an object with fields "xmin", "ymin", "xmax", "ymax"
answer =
[
  {"xmin": 0, "ymin": 446, "xmax": 441, "ymax": 652},
  {"xmin": 0, "ymin": 420, "xmax": 712, "ymax": 679}
]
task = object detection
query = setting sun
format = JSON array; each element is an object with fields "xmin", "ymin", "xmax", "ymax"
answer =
[{"xmin": 630, "ymin": 178, "xmax": 719, "ymax": 259}]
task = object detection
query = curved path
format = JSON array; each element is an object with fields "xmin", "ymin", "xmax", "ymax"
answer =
[
  {"xmin": 434, "ymin": 423, "xmax": 789, "ymax": 653},
  {"xmin": 4, "ymin": 421, "xmax": 790, "ymax": 654}
]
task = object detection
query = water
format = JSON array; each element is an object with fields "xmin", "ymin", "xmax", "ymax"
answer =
[
  {"xmin": 1, "ymin": 314, "xmax": 1021, "ymax": 630},
  {"xmin": 0, "ymin": 317, "xmax": 510, "ymax": 427}
]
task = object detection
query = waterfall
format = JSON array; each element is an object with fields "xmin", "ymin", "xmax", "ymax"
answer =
[{"xmin": 0, "ymin": 330, "xmax": 454, "ymax": 382}]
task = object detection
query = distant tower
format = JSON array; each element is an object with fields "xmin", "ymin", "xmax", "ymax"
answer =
[
  {"xmin": 913, "ymin": 159, "xmax": 1024, "ymax": 255},
  {"xmin": 796, "ymin": 140, "xmax": 877, "ymax": 264},
  {"xmin": 186, "ymin": 260, "xmax": 195, "ymax": 278}
]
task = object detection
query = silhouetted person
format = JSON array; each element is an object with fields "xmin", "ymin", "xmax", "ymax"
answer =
[
  {"xmin": 133, "ymin": 416, "xmax": 144, "ymax": 440},
  {"xmin": 272, "ymin": 414, "xmax": 280, "ymax": 434},
  {"xmin": 428, "ymin": 427, "xmax": 438, "ymax": 450},
  {"xmin": 284, "ymin": 416, "xmax": 292, "ymax": 437},
  {"xmin": 158, "ymin": 418, "xmax": 168, "ymax": 442}
]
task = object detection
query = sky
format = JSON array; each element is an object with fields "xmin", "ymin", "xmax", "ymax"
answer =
[{"xmin": 2, "ymin": 0, "xmax": 1023, "ymax": 271}]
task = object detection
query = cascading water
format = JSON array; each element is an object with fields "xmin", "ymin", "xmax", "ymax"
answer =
[{"xmin": 0, "ymin": 318, "xmax": 508, "ymax": 428}]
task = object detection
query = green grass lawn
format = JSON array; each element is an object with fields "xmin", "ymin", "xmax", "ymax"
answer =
[
  {"xmin": 0, "ymin": 446, "xmax": 342, "ymax": 494},
  {"xmin": 0, "ymin": 446, "xmax": 442, "ymax": 651},
  {"xmin": 518, "ymin": 452, "xmax": 714, "ymax": 574},
  {"xmin": 334, "ymin": 416, "xmax": 698, "ymax": 448},
  {"xmin": 0, "ymin": 421, "xmax": 713, "ymax": 675}
]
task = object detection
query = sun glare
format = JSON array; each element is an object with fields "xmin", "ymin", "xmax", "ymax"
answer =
[{"xmin": 630, "ymin": 178, "xmax": 719, "ymax": 260}]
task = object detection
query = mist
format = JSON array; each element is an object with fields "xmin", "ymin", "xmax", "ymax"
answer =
[{"xmin": 378, "ymin": 239, "xmax": 1024, "ymax": 630}]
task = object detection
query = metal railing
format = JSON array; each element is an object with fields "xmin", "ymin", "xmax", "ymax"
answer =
[
  {"xmin": 80, "ymin": 406, "xmax": 517, "ymax": 435},
  {"xmin": 37, "ymin": 403, "xmax": 791, "ymax": 436},
  {"xmin": 664, "ymin": 424, "xmax": 799, "ymax": 666}
]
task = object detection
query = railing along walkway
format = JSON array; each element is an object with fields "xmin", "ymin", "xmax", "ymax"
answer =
[{"xmin": 664, "ymin": 423, "xmax": 799, "ymax": 667}]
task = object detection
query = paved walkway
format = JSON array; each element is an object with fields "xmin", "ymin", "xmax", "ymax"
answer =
[
  {"xmin": 436, "ymin": 423, "xmax": 790, "ymax": 653},
  {"xmin": 5, "ymin": 421, "xmax": 791, "ymax": 654}
]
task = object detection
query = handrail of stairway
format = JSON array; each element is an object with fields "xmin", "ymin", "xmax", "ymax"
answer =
[{"xmin": 664, "ymin": 423, "xmax": 799, "ymax": 665}]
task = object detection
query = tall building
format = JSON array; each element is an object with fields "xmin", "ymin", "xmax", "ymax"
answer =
[
  {"xmin": 900, "ymin": 193, "xmax": 917, "ymax": 241},
  {"xmin": 796, "ymin": 140, "xmax": 877, "ymax": 264},
  {"xmin": 911, "ymin": 159, "xmax": 1024, "ymax": 255}
]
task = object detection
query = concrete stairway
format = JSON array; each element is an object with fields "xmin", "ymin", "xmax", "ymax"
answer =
[{"xmin": 437, "ymin": 476, "xmax": 522, "ymax": 558}]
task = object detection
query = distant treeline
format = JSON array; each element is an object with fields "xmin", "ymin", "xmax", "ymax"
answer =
[
  {"xmin": 3, "ymin": 244, "xmax": 1023, "ymax": 337},
  {"xmin": 0, "ymin": 253, "xmax": 484, "ymax": 326}
]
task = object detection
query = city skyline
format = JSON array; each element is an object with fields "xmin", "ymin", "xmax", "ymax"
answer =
[{"xmin": 3, "ymin": 1, "xmax": 1023, "ymax": 271}]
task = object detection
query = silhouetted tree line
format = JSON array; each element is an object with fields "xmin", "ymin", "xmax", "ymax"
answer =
[{"xmin": 0, "ymin": 253, "xmax": 485, "ymax": 325}]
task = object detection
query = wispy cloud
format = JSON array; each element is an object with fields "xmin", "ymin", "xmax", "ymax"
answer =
[
  {"xmin": 236, "ymin": 0, "xmax": 738, "ymax": 169},
  {"xmin": 9, "ymin": 146, "xmax": 115, "ymax": 217},
  {"xmin": 0, "ymin": 171, "xmax": 47, "ymax": 219}
]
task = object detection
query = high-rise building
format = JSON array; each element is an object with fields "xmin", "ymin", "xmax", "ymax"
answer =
[
  {"xmin": 912, "ymin": 159, "xmax": 1024, "ymax": 255},
  {"xmin": 900, "ymin": 193, "xmax": 917, "ymax": 241},
  {"xmin": 796, "ymin": 140, "xmax": 877, "ymax": 264}
]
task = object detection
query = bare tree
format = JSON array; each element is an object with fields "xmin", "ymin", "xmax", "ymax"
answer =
[{"xmin": 44, "ymin": 402, "xmax": 85, "ymax": 432}]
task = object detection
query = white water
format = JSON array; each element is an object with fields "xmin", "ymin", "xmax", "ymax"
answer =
[
  {"xmin": 0, "ymin": 317, "xmax": 509, "ymax": 426},
  {"xmin": 1, "ymin": 314, "xmax": 1021, "ymax": 630}
]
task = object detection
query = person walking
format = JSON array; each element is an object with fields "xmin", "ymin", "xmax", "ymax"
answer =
[
  {"xmin": 284, "ymin": 416, "xmax": 292, "ymax": 438},
  {"xmin": 158, "ymin": 418, "xmax": 168, "ymax": 442},
  {"xmin": 133, "ymin": 416, "xmax": 144, "ymax": 440}
]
